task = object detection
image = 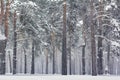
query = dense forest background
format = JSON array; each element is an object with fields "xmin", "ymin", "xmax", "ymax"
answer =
[{"xmin": 0, "ymin": 0, "xmax": 120, "ymax": 76}]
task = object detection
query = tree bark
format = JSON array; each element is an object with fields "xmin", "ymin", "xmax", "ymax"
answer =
[
  {"xmin": 82, "ymin": 45, "xmax": 86, "ymax": 75},
  {"xmin": 90, "ymin": 0, "xmax": 97, "ymax": 76},
  {"xmin": 9, "ymin": 53, "xmax": 12, "ymax": 73},
  {"xmin": 13, "ymin": 11, "xmax": 17, "ymax": 74},
  {"xmin": 31, "ymin": 41, "xmax": 35, "ymax": 74},
  {"xmin": 4, "ymin": 0, "xmax": 10, "ymax": 38},
  {"xmin": 97, "ymin": 0, "xmax": 103, "ymax": 75},
  {"xmin": 24, "ymin": 50, "xmax": 27, "ymax": 74},
  {"xmin": 107, "ymin": 42, "xmax": 110, "ymax": 74},
  {"xmin": 62, "ymin": 0, "xmax": 67, "ymax": 75},
  {"xmin": 0, "ymin": 40, "xmax": 6, "ymax": 74},
  {"xmin": 45, "ymin": 48, "xmax": 48, "ymax": 74},
  {"xmin": 0, "ymin": 0, "xmax": 6, "ymax": 75},
  {"xmin": 51, "ymin": 32, "xmax": 55, "ymax": 74}
]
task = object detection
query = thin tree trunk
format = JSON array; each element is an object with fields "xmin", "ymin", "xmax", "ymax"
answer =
[
  {"xmin": 0, "ymin": 0, "xmax": 4, "ymax": 29},
  {"xmin": 9, "ymin": 53, "xmax": 12, "ymax": 73},
  {"xmin": 23, "ymin": 44, "xmax": 27, "ymax": 74},
  {"xmin": 82, "ymin": 45, "xmax": 86, "ymax": 75},
  {"xmin": 62, "ymin": 0, "xmax": 67, "ymax": 75},
  {"xmin": 31, "ymin": 41, "xmax": 35, "ymax": 74},
  {"xmin": 97, "ymin": 0, "xmax": 103, "ymax": 75},
  {"xmin": 68, "ymin": 45, "xmax": 71, "ymax": 75},
  {"xmin": 4, "ymin": 0, "xmax": 10, "ymax": 38},
  {"xmin": 0, "ymin": 0, "xmax": 6, "ymax": 75},
  {"xmin": 0, "ymin": 40, "xmax": 6, "ymax": 74},
  {"xmin": 69, "ymin": 0, "xmax": 75, "ymax": 75},
  {"xmin": 68, "ymin": 26, "xmax": 72, "ymax": 75},
  {"xmin": 107, "ymin": 42, "xmax": 110, "ymax": 74},
  {"xmin": 13, "ymin": 11, "xmax": 17, "ymax": 74},
  {"xmin": 90, "ymin": 0, "xmax": 97, "ymax": 76},
  {"xmin": 46, "ymin": 48, "xmax": 48, "ymax": 74},
  {"xmin": 82, "ymin": 16, "xmax": 86, "ymax": 75},
  {"xmin": 51, "ymin": 32, "xmax": 55, "ymax": 74},
  {"xmin": 20, "ymin": 51, "xmax": 23, "ymax": 73}
]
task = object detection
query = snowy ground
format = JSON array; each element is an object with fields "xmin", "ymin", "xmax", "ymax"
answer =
[{"xmin": 0, "ymin": 75, "xmax": 120, "ymax": 80}]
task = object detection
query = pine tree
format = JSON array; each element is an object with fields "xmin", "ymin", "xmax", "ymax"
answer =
[
  {"xmin": 62, "ymin": 0, "xmax": 67, "ymax": 75},
  {"xmin": 90, "ymin": 0, "xmax": 97, "ymax": 76},
  {"xmin": 13, "ymin": 11, "xmax": 17, "ymax": 74}
]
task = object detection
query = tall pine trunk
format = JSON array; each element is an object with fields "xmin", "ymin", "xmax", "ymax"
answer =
[
  {"xmin": 82, "ymin": 16, "xmax": 87, "ymax": 75},
  {"xmin": 82, "ymin": 45, "xmax": 86, "ymax": 75},
  {"xmin": 45, "ymin": 48, "xmax": 48, "ymax": 74},
  {"xmin": 0, "ymin": 40, "xmax": 6, "ymax": 74},
  {"xmin": 0, "ymin": 0, "xmax": 6, "ymax": 75},
  {"xmin": 9, "ymin": 53, "xmax": 12, "ymax": 73},
  {"xmin": 51, "ymin": 32, "xmax": 55, "ymax": 74},
  {"xmin": 31, "ymin": 40, "xmax": 35, "ymax": 74},
  {"xmin": 13, "ymin": 11, "xmax": 17, "ymax": 74},
  {"xmin": 24, "ymin": 49, "xmax": 27, "ymax": 74},
  {"xmin": 107, "ymin": 42, "xmax": 110, "ymax": 74},
  {"xmin": 62, "ymin": 0, "xmax": 67, "ymax": 75},
  {"xmin": 90, "ymin": 0, "xmax": 97, "ymax": 76},
  {"xmin": 97, "ymin": 0, "xmax": 103, "ymax": 75}
]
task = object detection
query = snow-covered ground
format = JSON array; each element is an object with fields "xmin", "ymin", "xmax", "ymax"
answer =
[{"xmin": 0, "ymin": 75, "xmax": 120, "ymax": 80}]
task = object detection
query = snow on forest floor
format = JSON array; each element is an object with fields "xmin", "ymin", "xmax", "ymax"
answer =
[{"xmin": 0, "ymin": 74, "xmax": 120, "ymax": 80}]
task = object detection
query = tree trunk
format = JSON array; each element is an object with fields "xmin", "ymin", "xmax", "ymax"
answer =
[
  {"xmin": 31, "ymin": 41, "xmax": 35, "ymax": 74},
  {"xmin": 82, "ymin": 45, "xmax": 86, "ymax": 75},
  {"xmin": 97, "ymin": 0, "xmax": 103, "ymax": 75},
  {"xmin": 24, "ymin": 51, "xmax": 27, "ymax": 74},
  {"xmin": 68, "ymin": 46, "xmax": 71, "ymax": 75},
  {"xmin": 0, "ymin": 0, "xmax": 4, "ymax": 29},
  {"xmin": 107, "ymin": 42, "xmax": 110, "ymax": 74},
  {"xmin": 13, "ymin": 11, "xmax": 17, "ymax": 74},
  {"xmin": 0, "ymin": 40, "xmax": 6, "ymax": 74},
  {"xmin": 46, "ymin": 48, "xmax": 48, "ymax": 74},
  {"xmin": 4, "ymin": 0, "xmax": 10, "ymax": 38},
  {"xmin": 62, "ymin": 0, "xmax": 67, "ymax": 75},
  {"xmin": 90, "ymin": 0, "xmax": 97, "ymax": 76},
  {"xmin": 51, "ymin": 32, "xmax": 55, "ymax": 74},
  {"xmin": 0, "ymin": 0, "xmax": 6, "ymax": 75},
  {"xmin": 9, "ymin": 53, "xmax": 12, "ymax": 73}
]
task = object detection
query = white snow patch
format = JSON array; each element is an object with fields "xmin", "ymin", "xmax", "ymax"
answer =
[
  {"xmin": 105, "ymin": 5, "xmax": 112, "ymax": 10},
  {"xmin": 105, "ymin": 1, "xmax": 117, "ymax": 10},
  {"xmin": 0, "ymin": 32, "xmax": 6, "ymax": 40},
  {"xmin": 0, "ymin": 75, "xmax": 120, "ymax": 80},
  {"xmin": 76, "ymin": 20, "xmax": 83, "ymax": 26},
  {"xmin": 111, "ymin": 19, "xmax": 119, "ymax": 27},
  {"xmin": 111, "ymin": 41, "xmax": 120, "ymax": 47}
]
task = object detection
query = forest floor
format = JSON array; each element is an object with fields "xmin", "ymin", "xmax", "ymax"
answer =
[{"xmin": 0, "ymin": 75, "xmax": 120, "ymax": 80}]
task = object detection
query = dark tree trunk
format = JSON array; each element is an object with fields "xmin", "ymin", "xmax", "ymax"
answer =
[
  {"xmin": 13, "ymin": 11, "xmax": 17, "ymax": 74},
  {"xmin": 107, "ymin": 42, "xmax": 110, "ymax": 74},
  {"xmin": 82, "ymin": 45, "xmax": 86, "ymax": 75},
  {"xmin": 41, "ymin": 57, "xmax": 43, "ymax": 74},
  {"xmin": 0, "ymin": 0, "xmax": 7, "ymax": 75},
  {"xmin": 46, "ymin": 48, "xmax": 48, "ymax": 74},
  {"xmin": 97, "ymin": 0, "xmax": 103, "ymax": 75},
  {"xmin": 24, "ymin": 49, "xmax": 27, "ymax": 74},
  {"xmin": 90, "ymin": 0, "xmax": 97, "ymax": 76},
  {"xmin": 68, "ymin": 46, "xmax": 71, "ymax": 75},
  {"xmin": 53, "ymin": 47, "xmax": 55, "ymax": 74},
  {"xmin": 68, "ymin": 26, "xmax": 72, "ymax": 75},
  {"xmin": 97, "ymin": 33, "xmax": 103, "ymax": 74},
  {"xmin": 68, "ymin": 0, "xmax": 76, "ymax": 75},
  {"xmin": 31, "ymin": 41, "xmax": 35, "ymax": 74},
  {"xmin": 0, "ymin": 40, "xmax": 6, "ymax": 74},
  {"xmin": 9, "ymin": 53, "xmax": 12, "ymax": 73},
  {"xmin": 62, "ymin": 0, "xmax": 67, "ymax": 75}
]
